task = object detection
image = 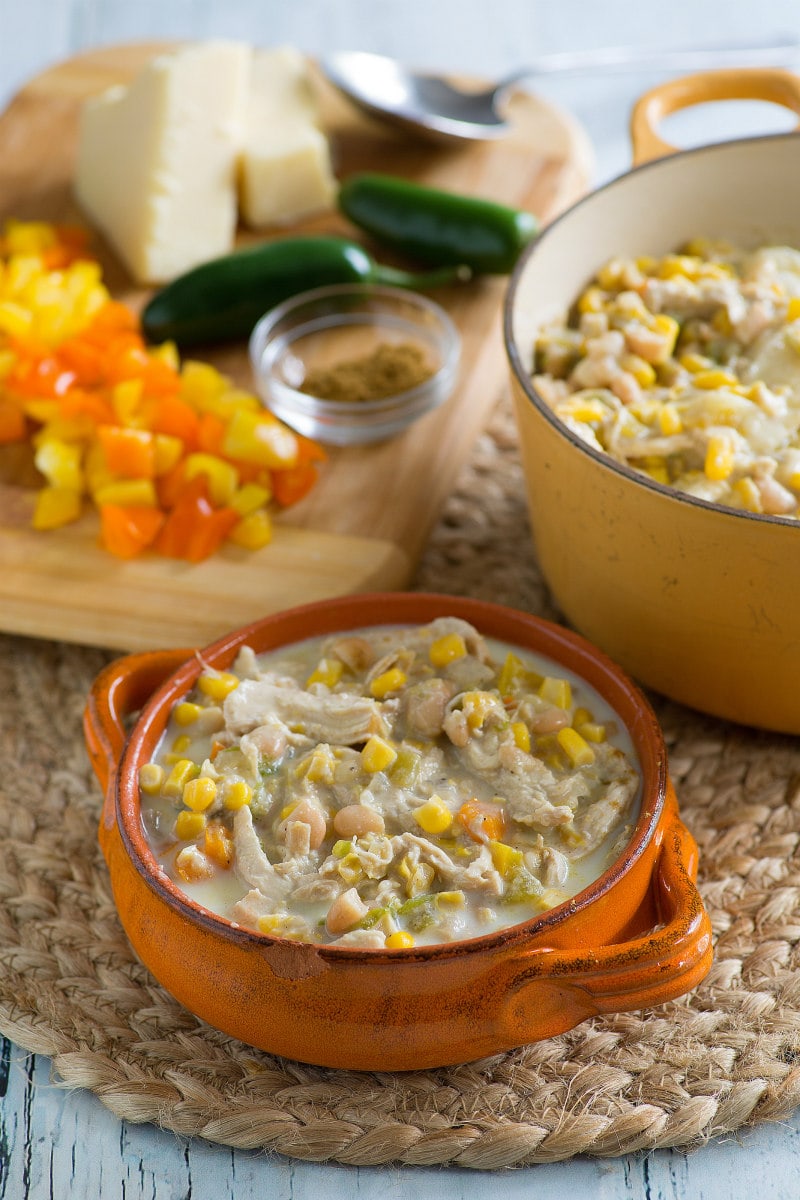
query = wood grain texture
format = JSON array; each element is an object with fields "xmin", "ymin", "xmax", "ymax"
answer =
[{"xmin": 0, "ymin": 42, "xmax": 592, "ymax": 651}]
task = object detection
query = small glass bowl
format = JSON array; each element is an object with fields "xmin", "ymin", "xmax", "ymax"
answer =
[{"xmin": 248, "ymin": 284, "xmax": 461, "ymax": 446}]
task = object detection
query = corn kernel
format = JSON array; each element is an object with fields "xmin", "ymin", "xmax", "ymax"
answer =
[
  {"xmin": 413, "ymin": 795, "xmax": 453, "ymax": 835},
  {"xmin": 572, "ymin": 706, "xmax": 593, "ymax": 725},
  {"xmin": 658, "ymin": 403, "xmax": 683, "ymax": 436},
  {"xmin": 306, "ymin": 658, "xmax": 344, "ymax": 689},
  {"xmin": 679, "ymin": 352, "xmax": 713, "ymax": 373},
  {"xmin": 489, "ymin": 840, "xmax": 524, "ymax": 876},
  {"xmin": 138, "ymin": 763, "xmax": 165, "ymax": 795},
  {"xmin": 647, "ymin": 312, "xmax": 681, "ymax": 352},
  {"xmin": 511, "ymin": 721, "xmax": 531, "ymax": 752},
  {"xmin": 163, "ymin": 758, "xmax": 200, "ymax": 797},
  {"xmin": 711, "ymin": 309, "xmax": 733, "ymax": 336},
  {"xmin": 658, "ymin": 254, "xmax": 701, "ymax": 279},
  {"xmin": 462, "ymin": 690, "xmax": 496, "ymax": 729},
  {"xmin": 622, "ymin": 354, "xmax": 656, "ymax": 387},
  {"xmin": 787, "ymin": 297, "xmax": 800, "ymax": 322},
  {"xmin": 556, "ymin": 727, "xmax": 596, "ymax": 767},
  {"xmin": 539, "ymin": 676, "xmax": 572, "ymax": 709},
  {"xmin": 386, "ymin": 931, "xmax": 415, "ymax": 949},
  {"xmin": 577, "ymin": 721, "xmax": 607, "ymax": 743},
  {"xmin": 577, "ymin": 286, "xmax": 606, "ymax": 314},
  {"xmin": 406, "ymin": 863, "xmax": 435, "ymax": 896},
  {"xmin": 197, "ymin": 672, "xmax": 239, "ymax": 701},
  {"xmin": 429, "ymin": 632, "xmax": 467, "ymax": 666},
  {"xmin": 171, "ymin": 733, "xmax": 192, "ymax": 753},
  {"xmin": 555, "ymin": 396, "xmax": 609, "ymax": 423},
  {"xmin": 704, "ymin": 435, "xmax": 735, "ymax": 481},
  {"xmin": 361, "ymin": 735, "xmax": 397, "ymax": 773},
  {"xmin": 693, "ymin": 368, "xmax": 738, "ymax": 390},
  {"xmin": 734, "ymin": 476, "xmax": 763, "ymax": 513},
  {"xmin": 369, "ymin": 668, "xmax": 407, "ymax": 698},
  {"xmin": 174, "ymin": 702, "xmax": 202, "ymax": 726},
  {"xmin": 643, "ymin": 464, "xmax": 671, "ymax": 485},
  {"xmin": 222, "ymin": 779, "xmax": 252, "ymax": 810},
  {"xmin": 182, "ymin": 776, "xmax": 218, "ymax": 812},
  {"xmin": 437, "ymin": 891, "xmax": 465, "ymax": 906},
  {"xmin": 175, "ymin": 810, "xmax": 207, "ymax": 840}
]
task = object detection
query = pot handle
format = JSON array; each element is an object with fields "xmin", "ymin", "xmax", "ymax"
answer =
[
  {"xmin": 84, "ymin": 648, "xmax": 191, "ymax": 806},
  {"xmin": 499, "ymin": 816, "xmax": 713, "ymax": 1041},
  {"xmin": 631, "ymin": 67, "xmax": 800, "ymax": 164}
]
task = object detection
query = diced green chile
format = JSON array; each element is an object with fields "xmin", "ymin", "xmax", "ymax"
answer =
[
  {"xmin": 141, "ymin": 235, "xmax": 468, "ymax": 347},
  {"xmin": 339, "ymin": 171, "xmax": 539, "ymax": 275}
]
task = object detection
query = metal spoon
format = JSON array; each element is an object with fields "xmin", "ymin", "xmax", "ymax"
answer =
[{"xmin": 321, "ymin": 36, "xmax": 800, "ymax": 141}]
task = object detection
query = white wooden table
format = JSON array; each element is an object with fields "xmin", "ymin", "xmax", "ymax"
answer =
[{"xmin": 4, "ymin": 1, "xmax": 800, "ymax": 1194}]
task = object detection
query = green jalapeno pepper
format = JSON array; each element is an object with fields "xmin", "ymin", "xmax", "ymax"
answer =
[
  {"xmin": 338, "ymin": 172, "xmax": 538, "ymax": 275},
  {"xmin": 141, "ymin": 234, "xmax": 468, "ymax": 347}
]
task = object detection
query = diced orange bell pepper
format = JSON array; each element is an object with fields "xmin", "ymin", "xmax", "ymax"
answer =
[
  {"xmin": 0, "ymin": 399, "xmax": 26, "ymax": 443},
  {"xmin": 100, "ymin": 504, "xmax": 165, "ymax": 558},
  {"xmin": 197, "ymin": 411, "xmax": 227, "ymax": 456},
  {"xmin": 142, "ymin": 394, "xmax": 200, "ymax": 449},
  {"xmin": 154, "ymin": 476, "xmax": 239, "ymax": 563},
  {"xmin": 98, "ymin": 425, "xmax": 156, "ymax": 478},
  {"xmin": 271, "ymin": 436, "xmax": 327, "ymax": 506},
  {"xmin": 457, "ymin": 799, "xmax": 507, "ymax": 844}
]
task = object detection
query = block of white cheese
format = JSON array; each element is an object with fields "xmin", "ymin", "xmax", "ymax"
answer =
[
  {"xmin": 238, "ymin": 47, "xmax": 337, "ymax": 229},
  {"xmin": 74, "ymin": 41, "xmax": 250, "ymax": 284}
]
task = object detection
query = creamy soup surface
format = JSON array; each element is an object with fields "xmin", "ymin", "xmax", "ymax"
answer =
[
  {"xmin": 139, "ymin": 619, "xmax": 641, "ymax": 948},
  {"xmin": 532, "ymin": 240, "xmax": 800, "ymax": 518}
]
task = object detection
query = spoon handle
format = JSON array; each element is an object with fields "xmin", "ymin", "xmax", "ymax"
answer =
[{"xmin": 500, "ymin": 34, "xmax": 800, "ymax": 84}]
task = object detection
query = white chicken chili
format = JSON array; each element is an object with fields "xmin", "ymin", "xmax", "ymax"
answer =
[
  {"xmin": 532, "ymin": 240, "xmax": 800, "ymax": 516},
  {"xmin": 138, "ymin": 618, "xmax": 640, "ymax": 948}
]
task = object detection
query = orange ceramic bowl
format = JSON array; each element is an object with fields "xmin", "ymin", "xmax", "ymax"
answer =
[{"xmin": 84, "ymin": 592, "xmax": 712, "ymax": 1071}]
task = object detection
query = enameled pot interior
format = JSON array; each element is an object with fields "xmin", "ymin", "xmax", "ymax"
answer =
[
  {"xmin": 113, "ymin": 593, "xmax": 667, "ymax": 958},
  {"xmin": 505, "ymin": 131, "xmax": 800, "ymax": 528}
]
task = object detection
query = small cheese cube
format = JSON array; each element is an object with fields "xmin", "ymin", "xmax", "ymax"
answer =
[
  {"xmin": 238, "ymin": 47, "xmax": 336, "ymax": 228},
  {"xmin": 74, "ymin": 41, "xmax": 250, "ymax": 283}
]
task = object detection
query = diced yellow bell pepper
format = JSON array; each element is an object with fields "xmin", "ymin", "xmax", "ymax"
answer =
[
  {"xmin": 227, "ymin": 510, "xmax": 273, "ymax": 550},
  {"xmin": 32, "ymin": 485, "xmax": 82, "ymax": 530},
  {"xmin": 93, "ymin": 478, "xmax": 157, "ymax": 508},
  {"xmin": 221, "ymin": 408, "xmax": 298, "ymax": 469},
  {"xmin": 34, "ymin": 438, "xmax": 83, "ymax": 491},
  {"xmin": 230, "ymin": 482, "xmax": 272, "ymax": 516},
  {"xmin": 183, "ymin": 452, "xmax": 239, "ymax": 505}
]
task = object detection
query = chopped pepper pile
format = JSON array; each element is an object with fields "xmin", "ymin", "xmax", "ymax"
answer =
[{"xmin": 0, "ymin": 220, "xmax": 325, "ymax": 561}]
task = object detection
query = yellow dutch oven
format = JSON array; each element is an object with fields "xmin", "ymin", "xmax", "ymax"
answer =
[{"xmin": 505, "ymin": 68, "xmax": 800, "ymax": 734}]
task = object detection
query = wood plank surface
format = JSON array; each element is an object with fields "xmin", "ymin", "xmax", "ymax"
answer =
[{"xmin": 0, "ymin": 42, "xmax": 593, "ymax": 651}]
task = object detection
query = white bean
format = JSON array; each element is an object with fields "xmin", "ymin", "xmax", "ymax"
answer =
[
  {"xmin": 333, "ymin": 804, "xmax": 385, "ymax": 838},
  {"xmin": 283, "ymin": 798, "xmax": 327, "ymax": 849}
]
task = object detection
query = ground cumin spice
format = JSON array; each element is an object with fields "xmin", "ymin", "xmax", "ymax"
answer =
[{"xmin": 300, "ymin": 340, "xmax": 435, "ymax": 403}]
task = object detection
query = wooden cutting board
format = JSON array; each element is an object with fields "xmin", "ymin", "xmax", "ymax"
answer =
[{"xmin": 0, "ymin": 43, "xmax": 593, "ymax": 652}]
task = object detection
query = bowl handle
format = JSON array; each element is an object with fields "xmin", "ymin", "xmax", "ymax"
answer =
[
  {"xmin": 84, "ymin": 649, "xmax": 191, "ymax": 816},
  {"xmin": 630, "ymin": 67, "xmax": 800, "ymax": 164},
  {"xmin": 499, "ymin": 816, "xmax": 713, "ymax": 1041}
]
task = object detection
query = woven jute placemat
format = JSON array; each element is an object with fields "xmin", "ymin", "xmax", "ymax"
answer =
[{"xmin": 3, "ymin": 393, "xmax": 800, "ymax": 1169}]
